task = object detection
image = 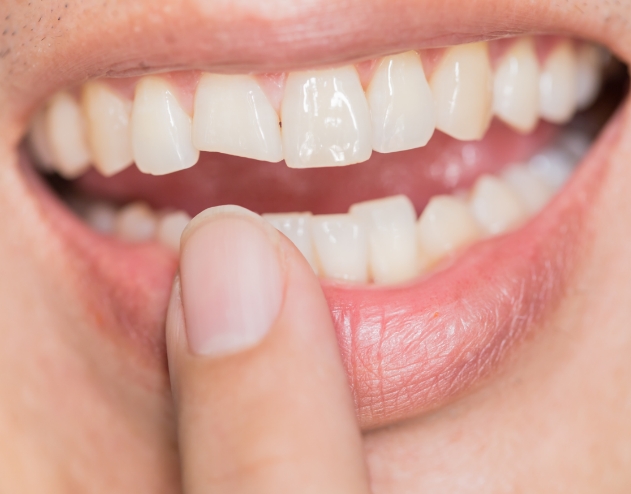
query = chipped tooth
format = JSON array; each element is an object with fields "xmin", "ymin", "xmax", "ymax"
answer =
[
  {"xmin": 311, "ymin": 214, "xmax": 368, "ymax": 283},
  {"xmin": 501, "ymin": 164, "xmax": 554, "ymax": 214},
  {"xmin": 83, "ymin": 82, "xmax": 134, "ymax": 177},
  {"xmin": 281, "ymin": 66, "xmax": 372, "ymax": 168},
  {"xmin": 539, "ymin": 41, "xmax": 578, "ymax": 124},
  {"xmin": 417, "ymin": 195, "xmax": 482, "ymax": 263},
  {"xmin": 84, "ymin": 202, "xmax": 118, "ymax": 234},
  {"xmin": 576, "ymin": 44, "xmax": 604, "ymax": 110},
  {"xmin": 131, "ymin": 77, "xmax": 199, "ymax": 176},
  {"xmin": 193, "ymin": 74, "xmax": 283, "ymax": 162},
  {"xmin": 366, "ymin": 51, "xmax": 435, "ymax": 153},
  {"xmin": 430, "ymin": 42, "xmax": 493, "ymax": 141},
  {"xmin": 493, "ymin": 38, "xmax": 540, "ymax": 133},
  {"xmin": 527, "ymin": 147, "xmax": 576, "ymax": 191},
  {"xmin": 114, "ymin": 202, "xmax": 158, "ymax": 242},
  {"xmin": 27, "ymin": 109, "xmax": 55, "ymax": 172},
  {"xmin": 157, "ymin": 211, "xmax": 191, "ymax": 252},
  {"xmin": 262, "ymin": 213, "xmax": 318, "ymax": 273},
  {"xmin": 469, "ymin": 175, "xmax": 528, "ymax": 235},
  {"xmin": 46, "ymin": 92, "xmax": 92, "ymax": 178},
  {"xmin": 349, "ymin": 195, "xmax": 419, "ymax": 284}
]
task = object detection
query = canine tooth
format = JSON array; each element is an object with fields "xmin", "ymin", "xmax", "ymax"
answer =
[
  {"xmin": 349, "ymin": 195, "xmax": 418, "ymax": 284},
  {"xmin": 193, "ymin": 74, "xmax": 283, "ymax": 162},
  {"xmin": 27, "ymin": 109, "xmax": 55, "ymax": 172},
  {"xmin": 157, "ymin": 211, "xmax": 191, "ymax": 252},
  {"xmin": 430, "ymin": 42, "xmax": 493, "ymax": 141},
  {"xmin": 262, "ymin": 213, "xmax": 318, "ymax": 273},
  {"xmin": 114, "ymin": 202, "xmax": 158, "ymax": 242},
  {"xmin": 539, "ymin": 41, "xmax": 578, "ymax": 124},
  {"xmin": 311, "ymin": 214, "xmax": 368, "ymax": 282},
  {"xmin": 576, "ymin": 44, "xmax": 604, "ymax": 110},
  {"xmin": 282, "ymin": 66, "xmax": 372, "ymax": 168},
  {"xmin": 131, "ymin": 77, "xmax": 199, "ymax": 176},
  {"xmin": 469, "ymin": 175, "xmax": 528, "ymax": 235},
  {"xmin": 84, "ymin": 202, "xmax": 118, "ymax": 234},
  {"xmin": 527, "ymin": 147, "xmax": 576, "ymax": 190},
  {"xmin": 366, "ymin": 51, "xmax": 435, "ymax": 153},
  {"xmin": 417, "ymin": 195, "xmax": 482, "ymax": 263},
  {"xmin": 83, "ymin": 82, "xmax": 134, "ymax": 177},
  {"xmin": 493, "ymin": 38, "xmax": 540, "ymax": 133},
  {"xmin": 501, "ymin": 164, "xmax": 554, "ymax": 214},
  {"xmin": 46, "ymin": 92, "xmax": 92, "ymax": 178}
]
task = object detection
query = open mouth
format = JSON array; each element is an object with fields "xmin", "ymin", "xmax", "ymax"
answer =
[{"xmin": 18, "ymin": 27, "xmax": 628, "ymax": 428}]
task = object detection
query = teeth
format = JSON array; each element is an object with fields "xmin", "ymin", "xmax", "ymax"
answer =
[
  {"xmin": 157, "ymin": 211, "xmax": 191, "ymax": 252},
  {"xmin": 501, "ymin": 164, "xmax": 554, "ymax": 214},
  {"xmin": 84, "ymin": 201, "xmax": 118, "ymax": 234},
  {"xmin": 366, "ymin": 51, "xmax": 435, "ymax": 153},
  {"xmin": 576, "ymin": 44, "xmax": 605, "ymax": 110},
  {"xmin": 131, "ymin": 77, "xmax": 199, "ymax": 176},
  {"xmin": 262, "ymin": 213, "xmax": 318, "ymax": 273},
  {"xmin": 429, "ymin": 42, "xmax": 493, "ymax": 141},
  {"xmin": 469, "ymin": 175, "xmax": 528, "ymax": 235},
  {"xmin": 349, "ymin": 195, "xmax": 419, "ymax": 284},
  {"xmin": 193, "ymin": 74, "xmax": 283, "ymax": 162},
  {"xmin": 27, "ymin": 109, "xmax": 55, "ymax": 172},
  {"xmin": 281, "ymin": 67, "xmax": 372, "ymax": 168},
  {"xmin": 46, "ymin": 92, "xmax": 92, "ymax": 178},
  {"xmin": 527, "ymin": 147, "xmax": 576, "ymax": 191},
  {"xmin": 114, "ymin": 202, "xmax": 158, "ymax": 242},
  {"xmin": 82, "ymin": 82, "xmax": 134, "ymax": 177},
  {"xmin": 539, "ymin": 41, "xmax": 578, "ymax": 124},
  {"xmin": 493, "ymin": 38, "xmax": 540, "ymax": 133},
  {"xmin": 311, "ymin": 214, "xmax": 369, "ymax": 283}
]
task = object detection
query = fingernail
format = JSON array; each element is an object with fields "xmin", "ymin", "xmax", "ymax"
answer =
[{"xmin": 180, "ymin": 205, "xmax": 284, "ymax": 356}]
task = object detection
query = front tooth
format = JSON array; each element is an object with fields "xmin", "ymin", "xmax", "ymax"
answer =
[
  {"xmin": 45, "ymin": 92, "xmax": 92, "ymax": 178},
  {"xmin": 131, "ymin": 77, "xmax": 199, "ymax": 176},
  {"xmin": 469, "ymin": 175, "xmax": 528, "ymax": 235},
  {"xmin": 157, "ymin": 211, "xmax": 191, "ymax": 252},
  {"xmin": 501, "ymin": 164, "xmax": 554, "ymax": 214},
  {"xmin": 311, "ymin": 214, "xmax": 368, "ymax": 283},
  {"xmin": 417, "ymin": 195, "xmax": 482, "ymax": 264},
  {"xmin": 429, "ymin": 42, "xmax": 493, "ymax": 141},
  {"xmin": 349, "ymin": 195, "xmax": 418, "ymax": 284},
  {"xmin": 539, "ymin": 41, "xmax": 578, "ymax": 124},
  {"xmin": 83, "ymin": 82, "xmax": 134, "ymax": 177},
  {"xmin": 576, "ymin": 44, "xmax": 604, "ymax": 110},
  {"xmin": 493, "ymin": 38, "xmax": 540, "ymax": 133},
  {"xmin": 193, "ymin": 74, "xmax": 283, "ymax": 162},
  {"xmin": 114, "ymin": 202, "xmax": 158, "ymax": 242},
  {"xmin": 262, "ymin": 213, "xmax": 318, "ymax": 273},
  {"xmin": 281, "ymin": 66, "xmax": 372, "ymax": 168},
  {"xmin": 366, "ymin": 51, "xmax": 436, "ymax": 153},
  {"xmin": 27, "ymin": 109, "xmax": 55, "ymax": 172}
]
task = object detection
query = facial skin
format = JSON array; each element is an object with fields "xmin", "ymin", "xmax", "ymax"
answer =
[{"xmin": 1, "ymin": 0, "xmax": 631, "ymax": 492}]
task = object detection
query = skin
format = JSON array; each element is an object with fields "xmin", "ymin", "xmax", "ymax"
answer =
[{"xmin": 0, "ymin": 0, "xmax": 631, "ymax": 492}]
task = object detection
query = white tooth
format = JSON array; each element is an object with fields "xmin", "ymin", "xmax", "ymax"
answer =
[
  {"xmin": 349, "ymin": 195, "xmax": 418, "ymax": 284},
  {"xmin": 469, "ymin": 175, "xmax": 528, "ymax": 235},
  {"xmin": 527, "ymin": 147, "xmax": 576, "ymax": 191},
  {"xmin": 262, "ymin": 213, "xmax": 318, "ymax": 273},
  {"xmin": 83, "ymin": 82, "xmax": 134, "ymax": 177},
  {"xmin": 45, "ymin": 92, "xmax": 92, "ymax": 178},
  {"xmin": 281, "ymin": 66, "xmax": 372, "ymax": 168},
  {"xmin": 429, "ymin": 42, "xmax": 493, "ymax": 141},
  {"xmin": 27, "ymin": 109, "xmax": 55, "ymax": 172},
  {"xmin": 493, "ymin": 38, "xmax": 540, "ymax": 133},
  {"xmin": 157, "ymin": 211, "xmax": 191, "ymax": 252},
  {"xmin": 417, "ymin": 195, "xmax": 482, "ymax": 263},
  {"xmin": 311, "ymin": 214, "xmax": 368, "ymax": 283},
  {"xmin": 576, "ymin": 44, "xmax": 604, "ymax": 111},
  {"xmin": 193, "ymin": 74, "xmax": 283, "ymax": 162},
  {"xmin": 501, "ymin": 164, "xmax": 554, "ymax": 214},
  {"xmin": 114, "ymin": 202, "xmax": 158, "ymax": 242},
  {"xmin": 366, "ymin": 51, "xmax": 436, "ymax": 153},
  {"xmin": 84, "ymin": 202, "xmax": 118, "ymax": 234},
  {"xmin": 131, "ymin": 77, "xmax": 199, "ymax": 176},
  {"xmin": 539, "ymin": 41, "xmax": 578, "ymax": 124},
  {"xmin": 557, "ymin": 130, "xmax": 591, "ymax": 160}
]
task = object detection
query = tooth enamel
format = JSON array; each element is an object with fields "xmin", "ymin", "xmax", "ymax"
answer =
[
  {"xmin": 281, "ymin": 66, "xmax": 372, "ymax": 168},
  {"xmin": 493, "ymin": 38, "xmax": 540, "ymax": 133},
  {"xmin": 193, "ymin": 74, "xmax": 284, "ymax": 162},
  {"xmin": 157, "ymin": 211, "xmax": 191, "ymax": 251},
  {"xmin": 311, "ymin": 214, "xmax": 368, "ymax": 282},
  {"xmin": 501, "ymin": 164, "xmax": 554, "ymax": 214},
  {"xmin": 262, "ymin": 213, "xmax": 318, "ymax": 273},
  {"xmin": 469, "ymin": 175, "xmax": 528, "ymax": 235},
  {"xmin": 131, "ymin": 77, "xmax": 199, "ymax": 176},
  {"xmin": 366, "ymin": 51, "xmax": 436, "ymax": 153},
  {"xmin": 27, "ymin": 109, "xmax": 55, "ymax": 172},
  {"xmin": 429, "ymin": 42, "xmax": 493, "ymax": 141},
  {"xmin": 576, "ymin": 44, "xmax": 604, "ymax": 110},
  {"xmin": 349, "ymin": 195, "xmax": 419, "ymax": 284},
  {"xmin": 527, "ymin": 147, "xmax": 576, "ymax": 191},
  {"xmin": 417, "ymin": 195, "xmax": 482, "ymax": 263},
  {"xmin": 45, "ymin": 92, "xmax": 92, "ymax": 178},
  {"xmin": 557, "ymin": 130, "xmax": 591, "ymax": 160},
  {"xmin": 83, "ymin": 82, "xmax": 134, "ymax": 177},
  {"xmin": 539, "ymin": 41, "xmax": 579, "ymax": 124},
  {"xmin": 84, "ymin": 202, "xmax": 118, "ymax": 234},
  {"xmin": 114, "ymin": 202, "xmax": 158, "ymax": 242}
]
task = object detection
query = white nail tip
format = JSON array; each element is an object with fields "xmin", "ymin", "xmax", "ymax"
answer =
[
  {"xmin": 157, "ymin": 211, "xmax": 191, "ymax": 251},
  {"xmin": 539, "ymin": 42, "xmax": 578, "ymax": 124},
  {"xmin": 469, "ymin": 175, "xmax": 528, "ymax": 235},
  {"xmin": 263, "ymin": 213, "xmax": 318, "ymax": 273},
  {"xmin": 366, "ymin": 51, "xmax": 435, "ymax": 153},
  {"xmin": 131, "ymin": 77, "xmax": 199, "ymax": 176},
  {"xmin": 114, "ymin": 202, "xmax": 158, "ymax": 242},
  {"xmin": 282, "ymin": 66, "xmax": 372, "ymax": 168},
  {"xmin": 193, "ymin": 74, "xmax": 283, "ymax": 162}
]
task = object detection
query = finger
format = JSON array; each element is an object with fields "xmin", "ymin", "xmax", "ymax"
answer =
[{"xmin": 166, "ymin": 205, "xmax": 370, "ymax": 494}]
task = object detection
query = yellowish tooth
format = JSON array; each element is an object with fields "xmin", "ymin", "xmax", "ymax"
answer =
[
  {"xmin": 27, "ymin": 109, "xmax": 55, "ymax": 172},
  {"xmin": 469, "ymin": 175, "xmax": 528, "ymax": 235},
  {"xmin": 157, "ymin": 211, "xmax": 191, "ymax": 252},
  {"xmin": 539, "ymin": 41, "xmax": 578, "ymax": 124},
  {"xmin": 262, "ymin": 213, "xmax": 318, "ymax": 273},
  {"xmin": 576, "ymin": 44, "xmax": 605, "ymax": 110},
  {"xmin": 114, "ymin": 202, "xmax": 158, "ymax": 242}
]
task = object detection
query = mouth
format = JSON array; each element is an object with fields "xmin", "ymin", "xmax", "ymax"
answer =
[{"xmin": 13, "ymin": 6, "xmax": 628, "ymax": 429}]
